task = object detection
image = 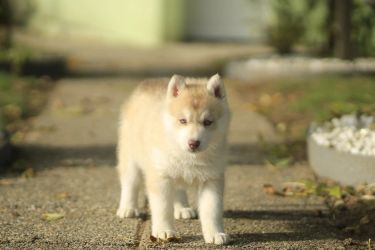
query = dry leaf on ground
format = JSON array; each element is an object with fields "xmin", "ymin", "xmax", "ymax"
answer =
[
  {"xmin": 41, "ymin": 213, "xmax": 64, "ymax": 221},
  {"xmin": 54, "ymin": 192, "xmax": 70, "ymax": 200},
  {"xmin": 0, "ymin": 179, "xmax": 15, "ymax": 186},
  {"xmin": 263, "ymin": 184, "xmax": 284, "ymax": 196},
  {"xmin": 21, "ymin": 168, "xmax": 35, "ymax": 178}
]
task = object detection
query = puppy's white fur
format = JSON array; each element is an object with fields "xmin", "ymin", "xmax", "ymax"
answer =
[{"xmin": 116, "ymin": 74, "xmax": 231, "ymax": 245}]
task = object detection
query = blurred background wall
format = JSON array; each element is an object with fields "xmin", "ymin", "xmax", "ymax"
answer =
[
  {"xmin": 28, "ymin": 0, "xmax": 185, "ymax": 46},
  {"xmin": 185, "ymin": 0, "xmax": 269, "ymax": 42},
  {"xmin": 1, "ymin": 0, "xmax": 375, "ymax": 58},
  {"xmin": 27, "ymin": 0, "xmax": 270, "ymax": 46}
]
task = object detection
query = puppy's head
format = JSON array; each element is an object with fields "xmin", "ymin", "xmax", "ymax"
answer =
[{"xmin": 164, "ymin": 74, "xmax": 230, "ymax": 153}]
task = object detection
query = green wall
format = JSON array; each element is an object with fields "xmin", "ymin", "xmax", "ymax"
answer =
[{"xmin": 29, "ymin": 0, "xmax": 185, "ymax": 46}]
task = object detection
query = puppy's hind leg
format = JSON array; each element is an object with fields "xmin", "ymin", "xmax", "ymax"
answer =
[
  {"xmin": 174, "ymin": 189, "xmax": 197, "ymax": 219},
  {"xmin": 116, "ymin": 158, "xmax": 141, "ymax": 218}
]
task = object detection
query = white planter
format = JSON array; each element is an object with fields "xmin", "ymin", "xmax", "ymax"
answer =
[{"xmin": 308, "ymin": 135, "xmax": 375, "ymax": 186}]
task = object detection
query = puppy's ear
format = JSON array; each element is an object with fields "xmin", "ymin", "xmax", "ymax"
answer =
[
  {"xmin": 207, "ymin": 73, "xmax": 225, "ymax": 99},
  {"xmin": 167, "ymin": 74, "xmax": 185, "ymax": 97}
]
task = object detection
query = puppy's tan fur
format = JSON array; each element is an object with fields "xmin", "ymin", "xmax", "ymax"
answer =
[{"xmin": 116, "ymin": 74, "xmax": 231, "ymax": 244}]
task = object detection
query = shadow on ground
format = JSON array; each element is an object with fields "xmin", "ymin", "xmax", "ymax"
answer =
[
  {"xmin": 142, "ymin": 208, "xmax": 342, "ymax": 248},
  {"xmin": 0, "ymin": 55, "xmax": 224, "ymax": 79},
  {"xmin": 230, "ymin": 231, "xmax": 335, "ymax": 244},
  {"xmin": 225, "ymin": 209, "xmax": 341, "ymax": 245},
  {"xmin": 13, "ymin": 143, "xmax": 269, "ymax": 171},
  {"xmin": 225, "ymin": 209, "xmax": 323, "ymax": 220},
  {"xmin": 0, "ymin": 57, "xmax": 68, "ymax": 79}
]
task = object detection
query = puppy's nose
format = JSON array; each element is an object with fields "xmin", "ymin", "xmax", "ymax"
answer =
[{"xmin": 188, "ymin": 140, "xmax": 200, "ymax": 150}]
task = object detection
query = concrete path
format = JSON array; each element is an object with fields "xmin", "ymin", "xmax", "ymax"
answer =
[{"xmin": 0, "ymin": 77, "xmax": 349, "ymax": 249}]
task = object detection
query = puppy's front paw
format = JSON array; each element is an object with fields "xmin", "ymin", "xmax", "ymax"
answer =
[
  {"xmin": 151, "ymin": 230, "xmax": 180, "ymax": 241},
  {"xmin": 204, "ymin": 232, "xmax": 230, "ymax": 245},
  {"xmin": 116, "ymin": 207, "xmax": 139, "ymax": 218},
  {"xmin": 174, "ymin": 207, "xmax": 197, "ymax": 219}
]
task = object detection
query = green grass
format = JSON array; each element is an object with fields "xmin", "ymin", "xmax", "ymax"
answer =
[
  {"xmin": 233, "ymin": 74, "xmax": 375, "ymax": 163},
  {"xmin": 0, "ymin": 73, "xmax": 22, "ymax": 107},
  {"xmin": 0, "ymin": 47, "xmax": 33, "ymax": 65},
  {"xmin": 244, "ymin": 75, "xmax": 375, "ymax": 139},
  {"xmin": 276, "ymin": 75, "xmax": 375, "ymax": 121}
]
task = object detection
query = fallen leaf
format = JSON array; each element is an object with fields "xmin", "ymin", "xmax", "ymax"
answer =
[
  {"xmin": 359, "ymin": 215, "xmax": 370, "ymax": 225},
  {"xmin": 41, "ymin": 213, "xmax": 64, "ymax": 221},
  {"xmin": 276, "ymin": 122, "xmax": 287, "ymax": 133},
  {"xmin": 150, "ymin": 235, "xmax": 157, "ymax": 242},
  {"xmin": 355, "ymin": 184, "xmax": 367, "ymax": 194},
  {"xmin": 265, "ymin": 157, "xmax": 292, "ymax": 169},
  {"xmin": 282, "ymin": 182, "xmax": 306, "ymax": 195},
  {"xmin": 54, "ymin": 192, "xmax": 70, "ymax": 200},
  {"xmin": 302, "ymin": 180, "xmax": 318, "ymax": 195},
  {"xmin": 3, "ymin": 104, "xmax": 22, "ymax": 120},
  {"xmin": 368, "ymin": 239, "xmax": 372, "ymax": 250},
  {"xmin": 319, "ymin": 185, "xmax": 342, "ymax": 199},
  {"xmin": 149, "ymin": 234, "xmax": 180, "ymax": 243},
  {"xmin": 0, "ymin": 179, "xmax": 14, "ymax": 186},
  {"xmin": 263, "ymin": 184, "xmax": 284, "ymax": 196},
  {"xmin": 333, "ymin": 200, "xmax": 346, "ymax": 211},
  {"xmin": 35, "ymin": 125, "xmax": 56, "ymax": 133},
  {"xmin": 274, "ymin": 157, "xmax": 292, "ymax": 168},
  {"xmin": 63, "ymin": 105, "xmax": 85, "ymax": 115},
  {"xmin": 11, "ymin": 211, "xmax": 20, "ymax": 217},
  {"xmin": 21, "ymin": 168, "xmax": 35, "ymax": 178},
  {"xmin": 365, "ymin": 183, "xmax": 375, "ymax": 195},
  {"xmin": 361, "ymin": 195, "xmax": 375, "ymax": 201},
  {"xmin": 50, "ymin": 98, "xmax": 65, "ymax": 109},
  {"xmin": 246, "ymin": 103, "xmax": 258, "ymax": 112},
  {"xmin": 259, "ymin": 94, "xmax": 272, "ymax": 107},
  {"xmin": 343, "ymin": 238, "xmax": 353, "ymax": 246},
  {"xmin": 263, "ymin": 184, "xmax": 276, "ymax": 194}
]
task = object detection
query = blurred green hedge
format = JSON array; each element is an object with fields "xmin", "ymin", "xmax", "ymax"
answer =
[{"xmin": 267, "ymin": 0, "xmax": 375, "ymax": 57}]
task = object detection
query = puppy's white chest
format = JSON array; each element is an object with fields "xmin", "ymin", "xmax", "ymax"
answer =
[{"xmin": 151, "ymin": 148, "xmax": 219, "ymax": 183}]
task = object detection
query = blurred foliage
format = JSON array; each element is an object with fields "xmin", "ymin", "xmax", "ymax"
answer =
[
  {"xmin": 0, "ymin": 0, "xmax": 12, "ymax": 48},
  {"xmin": 266, "ymin": 0, "xmax": 305, "ymax": 54},
  {"xmin": 8, "ymin": 0, "xmax": 35, "ymax": 26},
  {"xmin": 0, "ymin": 72, "xmax": 50, "ymax": 134},
  {"xmin": 267, "ymin": 0, "xmax": 375, "ymax": 57},
  {"xmin": 0, "ymin": 46, "xmax": 33, "ymax": 74},
  {"xmin": 0, "ymin": 0, "xmax": 10, "ymax": 23},
  {"xmin": 0, "ymin": 0, "xmax": 34, "ymax": 49},
  {"xmin": 351, "ymin": 0, "xmax": 375, "ymax": 57}
]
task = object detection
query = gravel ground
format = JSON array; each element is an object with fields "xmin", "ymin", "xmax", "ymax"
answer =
[{"xmin": 0, "ymin": 165, "xmax": 346, "ymax": 249}]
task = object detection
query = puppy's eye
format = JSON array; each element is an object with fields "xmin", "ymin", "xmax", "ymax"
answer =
[
  {"xmin": 179, "ymin": 119, "xmax": 187, "ymax": 125},
  {"xmin": 203, "ymin": 119, "xmax": 213, "ymax": 127}
]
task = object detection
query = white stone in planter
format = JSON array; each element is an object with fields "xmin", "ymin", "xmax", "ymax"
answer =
[{"xmin": 308, "ymin": 114, "xmax": 375, "ymax": 186}]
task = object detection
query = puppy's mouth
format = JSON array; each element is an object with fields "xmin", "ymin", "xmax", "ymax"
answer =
[{"xmin": 187, "ymin": 148, "xmax": 202, "ymax": 153}]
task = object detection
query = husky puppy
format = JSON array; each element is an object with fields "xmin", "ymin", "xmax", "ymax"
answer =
[{"xmin": 116, "ymin": 74, "xmax": 231, "ymax": 244}]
